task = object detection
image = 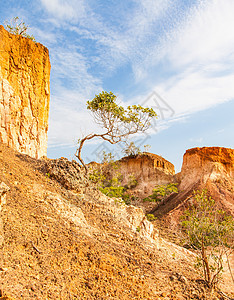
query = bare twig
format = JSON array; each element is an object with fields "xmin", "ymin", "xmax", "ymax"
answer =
[{"xmin": 31, "ymin": 241, "xmax": 41, "ymax": 254}]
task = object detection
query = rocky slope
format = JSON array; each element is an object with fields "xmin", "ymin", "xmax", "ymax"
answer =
[
  {"xmin": 0, "ymin": 25, "xmax": 50, "ymax": 158},
  {"xmin": 1, "ymin": 143, "xmax": 231, "ymax": 299}
]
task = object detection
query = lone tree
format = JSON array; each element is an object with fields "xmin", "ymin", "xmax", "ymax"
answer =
[{"xmin": 75, "ymin": 91, "xmax": 157, "ymax": 171}]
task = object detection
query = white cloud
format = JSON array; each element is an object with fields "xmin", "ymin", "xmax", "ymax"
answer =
[
  {"xmin": 31, "ymin": 27, "xmax": 58, "ymax": 45},
  {"xmin": 168, "ymin": 0, "xmax": 234, "ymax": 68},
  {"xmin": 40, "ymin": 0, "xmax": 86, "ymax": 21},
  {"xmin": 157, "ymin": 71, "xmax": 234, "ymax": 116},
  {"xmin": 51, "ymin": 48, "xmax": 102, "ymax": 97},
  {"xmin": 189, "ymin": 137, "xmax": 203, "ymax": 143},
  {"xmin": 146, "ymin": 0, "xmax": 234, "ymax": 117},
  {"xmin": 47, "ymin": 48, "xmax": 104, "ymax": 148}
]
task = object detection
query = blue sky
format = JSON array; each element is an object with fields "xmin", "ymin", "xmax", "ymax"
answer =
[{"xmin": 1, "ymin": 0, "xmax": 234, "ymax": 171}]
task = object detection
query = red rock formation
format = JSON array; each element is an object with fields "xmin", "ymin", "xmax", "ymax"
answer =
[
  {"xmin": 153, "ymin": 147, "xmax": 234, "ymax": 221},
  {"xmin": 180, "ymin": 147, "xmax": 234, "ymax": 185},
  {"xmin": 180, "ymin": 147, "xmax": 234, "ymax": 213},
  {"xmin": 0, "ymin": 25, "xmax": 50, "ymax": 158}
]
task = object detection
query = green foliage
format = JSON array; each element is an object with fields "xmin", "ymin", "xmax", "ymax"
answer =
[
  {"xmin": 181, "ymin": 189, "xmax": 234, "ymax": 288},
  {"xmin": 100, "ymin": 185, "xmax": 125, "ymax": 198},
  {"xmin": 143, "ymin": 183, "xmax": 178, "ymax": 203},
  {"xmin": 143, "ymin": 144, "xmax": 151, "ymax": 152},
  {"xmin": 101, "ymin": 151, "xmax": 120, "ymax": 172},
  {"xmin": 99, "ymin": 172, "xmax": 123, "ymax": 198},
  {"xmin": 89, "ymin": 169, "xmax": 106, "ymax": 185},
  {"xmin": 123, "ymin": 141, "xmax": 142, "ymax": 157},
  {"xmin": 87, "ymin": 91, "xmax": 157, "ymax": 130},
  {"xmin": 122, "ymin": 142, "xmax": 152, "ymax": 157},
  {"xmin": 89, "ymin": 152, "xmax": 138, "ymax": 205},
  {"xmin": 4, "ymin": 17, "xmax": 35, "ymax": 41},
  {"xmin": 100, "ymin": 171, "xmax": 138, "ymax": 205},
  {"xmin": 146, "ymin": 214, "xmax": 157, "ymax": 222},
  {"xmin": 101, "ymin": 151, "xmax": 115, "ymax": 164},
  {"xmin": 181, "ymin": 190, "xmax": 233, "ymax": 249}
]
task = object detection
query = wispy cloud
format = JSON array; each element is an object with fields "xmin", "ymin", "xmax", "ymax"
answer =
[
  {"xmin": 40, "ymin": 0, "xmax": 86, "ymax": 21},
  {"xmin": 189, "ymin": 137, "xmax": 203, "ymax": 143},
  {"xmin": 168, "ymin": 0, "xmax": 234, "ymax": 68},
  {"xmin": 150, "ymin": 0, "xmax": 234, "ymax": 116}
]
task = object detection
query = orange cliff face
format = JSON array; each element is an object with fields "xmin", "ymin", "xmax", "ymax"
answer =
[
  {"xmin": 180, "ymin": 147, "xmax": 234, "ymax": 214},
  {"xmin": 150, "ymin": 147, "xmax": 234, "ymax": 227},
  {"xmin": 180, "ymin": 147, "xmax": 234, "ymax": 187},
  {"xmin": 0, "ymin": 25, "xmax": 50, "ymax": 158}
]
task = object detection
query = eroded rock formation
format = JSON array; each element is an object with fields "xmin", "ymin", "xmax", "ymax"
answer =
[
  {"xmin": 153, "ymin": 147, "xmax": 234, "ymax": 221},
  {"xmin": 0, "ymin": 25, "xmax": 50, "ymax": 158},
  {"xmin": 3, "ymin": 142, "xmax": 223, "ymax": 299},
  {"xmin": 109, "ymin": 152, "xmax": 175, "ymax": 199},
  {"xmin": 180, "ymin": 147, "xmax": 234, "ymax": 214}
]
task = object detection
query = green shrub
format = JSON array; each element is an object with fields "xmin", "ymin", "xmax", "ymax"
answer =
[
  {"xmin": 146, "ymin": 214, "xmax": 157, "ymax": 221},
  {"xmin": 123, "ymin": 141, "xmax": 142, "ymax": 157},
  {"xmin": 125, "ymin": 173, "xmax": 138, "ymax": 189},
  {"xmin": 89, "ymin": 152, "xmax": 138, "ymax": 204},
  {"xmin": 181, "ymin": 189, "xmax": 234, "ymax": 289},
  {"xmin": 143, "ymin": 183, "xmax": 178, "ymax": 203},
  {"xmin": 99, "ymin": 185, "xmax": 125, "ymax": 198},
  {"xmin": 89, "ymin": 169, "xmax": 106, "ymax": 185},
  {"xmin": 4, "ymin": 17, "xmax": 35, "ymax": 41}
]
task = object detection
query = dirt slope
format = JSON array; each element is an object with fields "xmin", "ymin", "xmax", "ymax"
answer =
[{"xmin": 0, "ymin": 143, "xmax": 232, "ymax": 299}]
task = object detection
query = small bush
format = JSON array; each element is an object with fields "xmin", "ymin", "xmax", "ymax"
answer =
[
  {"xmin": 125, "ymin": 173, "xmax": 138, "ymax": 189},
  {"xmin": 4, "ymin": 17, "xmax": 35, "ymax": 41},
  {"xmin": 146, "ymin": 214, "xmax": 157, "ymax": 221},
  {"xmin": 100, "ymin": 185, "xmax": 125, "ymax": 198},
  {"xmin": 89, "ymin": 169, "xmax": 106, "ymax": 185},
  {"xmin": 143, "ymin": 183, "xmax": 178, "ymax": 203},
  {"xmin": 123, "ymin": 141, "xmax": 142, "ymax": 157},
  {"xmin": 181, "ymin": 189, "xmax": 234, "ymax": 289}
]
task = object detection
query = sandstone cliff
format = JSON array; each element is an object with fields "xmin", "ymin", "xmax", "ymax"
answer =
[
  {"xmin": 152, "ymin": 147, "xmax": 234, "ymax": 220},
  {"xmin": 109, "ymin": 153, "xmax": 175, "ymax": 199},
  {"xmin": 0, "ymin": 25, "xmax": 50, "ymax": 158},
  {"xmin": 180, "ymin": 147, "xmax": 234, "ymax": 214}
]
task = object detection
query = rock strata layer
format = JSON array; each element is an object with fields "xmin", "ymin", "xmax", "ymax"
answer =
[
  {"xmin": 109, "ymin": 153, "xmax": 175, "ymax": 199},
  {"xmin": 154, "ymin": 147, "xmax": 234, "ymax": 221},
  {"xmin": 0, "ymin": 25, "xmax": 50, "ymax": 158},
  {"xmin": 180, "ymin": 147, "xmax": 234, "ymax": 214}
]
